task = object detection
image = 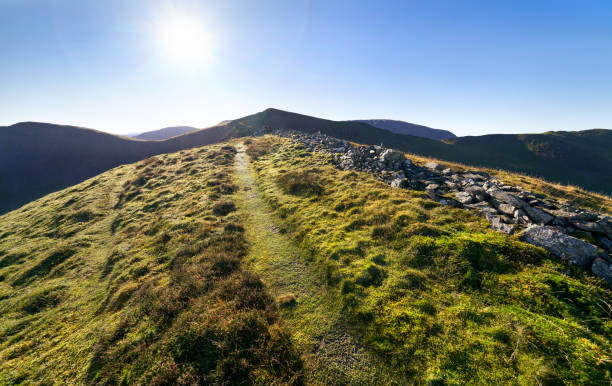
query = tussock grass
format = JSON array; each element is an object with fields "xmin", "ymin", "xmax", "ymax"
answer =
[
  {"xmin": 0, "ymin": 142, "xmax": 303, "ymax": 384},
  {"xmin": 277, "ymin": 170, "xmax": 324, "ymax": 196},
  {"xmin": 251, "ymin": 136, "xmax": 612, "ymax": 384},
  {"xmin": 246, "ymin": 136, "xmax": 282, "ymax": 159}
]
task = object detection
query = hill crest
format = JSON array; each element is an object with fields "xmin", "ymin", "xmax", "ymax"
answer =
[
  {"xmin": 131, "ymin": 126, "xmax": 199, "ymax": 141},
  {"xmin": 354, "ymin": 119, "xmax": 456, "ymax": 140}
]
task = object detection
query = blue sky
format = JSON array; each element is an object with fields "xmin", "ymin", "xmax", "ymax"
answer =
[{"xmin": 1, "ymin": 0, "xmax": 611, "ymax": 136}]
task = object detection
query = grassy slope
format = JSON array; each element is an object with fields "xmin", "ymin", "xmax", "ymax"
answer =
[
  {"xmin": 1, "ymin": 133, "xmax": 611, "ymax": 384},
  {"xmin": 249, "ymin": 136, "xmax": 612, "ymax": 384},
  {"xmin": 0, "ymin": 122, "xmax": 231, "ymax": 214},
  {"xmin": 233, "ymin": 141, "xmax": 400, "ymax": 384},
  {"xmin": 0, "ymin": 143, "xmax": 302, "ymax": 384}
]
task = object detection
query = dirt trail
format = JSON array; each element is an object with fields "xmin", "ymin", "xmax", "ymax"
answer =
[{"xmin": 233, "ymin": 144, "xmax": 394, "ymax": 385}]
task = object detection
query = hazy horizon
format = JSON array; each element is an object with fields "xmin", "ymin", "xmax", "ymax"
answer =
[
  {"xmin": 3, "ymin": 108, "xmax": 610, "ymax": 139},
  {"xmin": 2, "ymin": 0, "xmax": 611, "ymax": 136}
]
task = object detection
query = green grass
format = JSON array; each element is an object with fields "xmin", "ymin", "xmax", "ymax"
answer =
[
  {"xmin": 234, "ymin": 142, "xmax": 400, "ymax": 384},
  {"xmin": 249, "ymin": 136, "xmax": 612, "ymax": 384},
  {"xmin": 0, "ymin": 143, "xmax": 302, "ymax": 384},
  {"xmin": 1, "ymin": 134, "xmax": 611, "ymax": 384}
]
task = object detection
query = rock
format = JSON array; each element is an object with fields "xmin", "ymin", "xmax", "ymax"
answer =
[
  {"xmin": 488, "ymin": 189, "xmax": 525, "ymax": 209},
  {"xmin": 426, "ymin": 183, "xmax": 440, "ymax": 191},
  {"xmin": 522, "ymin": 205, "xmax": 554, "ymax": 225},
  {"xmin": 465, "ymin": 202, "xmax": 498, "ymax": 216},
  {"xmin": 439, "ymin": 197, "xmax": 460, "ymax": 207},
  {"xmin": 379, "ymin": 149, "xmax": 405, "ymax": 163},
  {"xmin": 486, "ymin": 213, "xmax": 516, "ymax": 234},
  {"xmin": 591, "ymin": 258, "xmax": 612, "ymax": 285},
  {"xmin": 497, "ymin": 203, "xmax": 516, "ymax": 216},
  {"xmin": 424, "ymin": 162, "xmax": 442, "ymax": 171},
  {"xmin": 572, "ymin": 221, "xmax": 604, "ymax": 234},
  {"xmin": 455, "ymin": 191, "xmax": 473, "ymax": 205},
  {"xmin": 520, "ymin": 226, "xmax": 599, "ymax": 266},
  {"xmin": 442, "ymin": 168, "xmax": 453, "ymax": 175},
  {"xmin": 463, "ymin": 173, "xmax": 485, "ymax": 181},
  {"xmin": 546, "ymin": 209, "xmax": 597, "ymax": 223},
  {"xmin": 390, "ymin": 178, "xmax": 404, "ymax": 188},
  {"xmin": 597, "ymin": 236, "xmax": 612, "ymax": 252}
]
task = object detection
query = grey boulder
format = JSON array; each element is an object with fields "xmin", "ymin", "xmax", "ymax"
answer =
[
  {"xmin": 455, "ymin": 191, "xmax": 473, "ymax": 205},
  {"xmin": 591, "ymin": 258, "xmax": 612, "ymax": 285},
  {"xmin": 379, "ymin": 149, "xmax": 405, "ymax": 163},
  {"xmin": 488, "ymin": 189, "xmax": 525, "ymax": 209},
  {"xmin": 486, "ymin": 213, "xmax": 516, "ymax": 234},
  {"xmin": 521, "ymin": 225, "xmax": 599, "ymax": 266},
  {"xmin": 424, "ymin": 162, "xmax": 443, "ymax": 171},
  {"xmin": 523, "ymin": 205, "xmax": 554, "ymax": 225}
]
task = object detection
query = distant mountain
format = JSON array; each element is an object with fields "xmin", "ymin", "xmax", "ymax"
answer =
[
  {"xmin": 132, "ymin": 126, "xmax": 198, "ymax": 140},
  {"xmin": 354, "ymin": 119, "xmax": 456, "ymax": 140}
]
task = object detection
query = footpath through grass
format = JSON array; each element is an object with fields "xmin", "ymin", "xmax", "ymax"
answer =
[
  {"xmin": 246, "ymin": 135, "xmax": 612, "ymax": 385},
  {"xmin": 0, "ymin": 144, "xmax": 303, "ymax": 384},
  {"xmin": 233, "ymin": 143, "xmax": 399, "ymax": 384}
]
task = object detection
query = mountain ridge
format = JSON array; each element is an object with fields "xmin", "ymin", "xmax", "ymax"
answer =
[
  {"xmin": 131, "ymin": 126, "xmax": 199, "ymax": 140},
  {"xmin": 2, "ymin": 109, "xmax": 611, "ymax": 215},
  {"xmin": 354, "ymin": 119, "xmax": 456, "ymax": 140}
]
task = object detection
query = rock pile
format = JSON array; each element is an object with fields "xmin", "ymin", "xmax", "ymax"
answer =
[{"xmin": 277, "ymin": 130, "xmax": 612, "ymax": 285}]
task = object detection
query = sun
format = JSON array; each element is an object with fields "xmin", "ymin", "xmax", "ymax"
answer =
[{"xmin": 158, "ymin": 13, "xmax": 211, "ymax": 68}]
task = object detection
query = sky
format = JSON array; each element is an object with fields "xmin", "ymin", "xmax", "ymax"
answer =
[{"xmin": 1, "ymin": 0, "xmax": 611, "ymax": 136}]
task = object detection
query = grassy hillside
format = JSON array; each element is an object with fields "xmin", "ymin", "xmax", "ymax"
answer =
[
  {"xmin": 0, "ymin": 143, "xmax": 302, "ymax": 384},
  {"xmin": 247, "ymin": 136, "xmax": 612, "ymax": 384},
  {"xmin": 0, "ymin": 136, "xmax": 611, "ymax": 383},
  {"xmin": 0, "ymin": 122, "xmax": 231, "ymax": 214}
]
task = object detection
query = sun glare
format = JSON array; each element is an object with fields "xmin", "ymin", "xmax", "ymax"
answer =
[{"xmin": 158, "ymin": 13, "xmax": 211, "ymax": 69}]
